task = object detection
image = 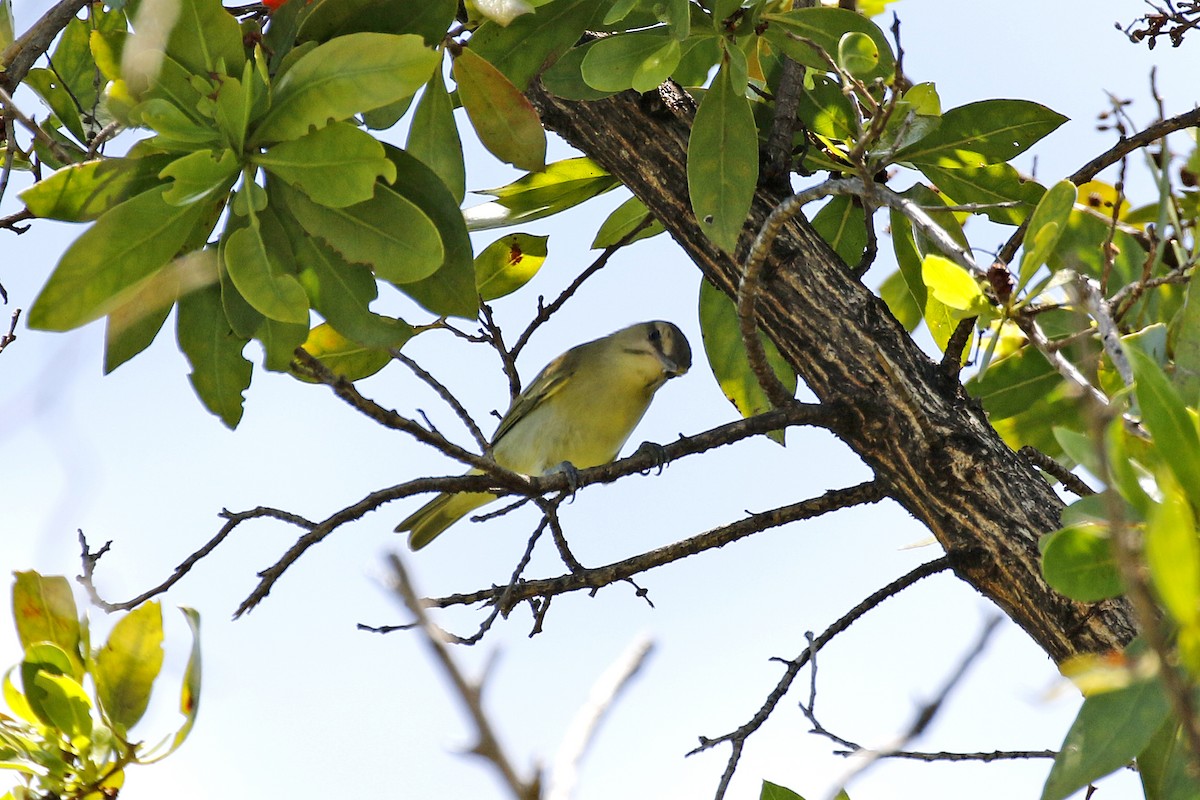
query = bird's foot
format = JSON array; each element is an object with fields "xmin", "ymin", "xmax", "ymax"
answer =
[
  {"xmin": 546, "ymin": 460, "xmax": 583, "ymax": 500},
  {"xmin": 633, "ymin": 441, "xmax": 669, "ymax": 475}
]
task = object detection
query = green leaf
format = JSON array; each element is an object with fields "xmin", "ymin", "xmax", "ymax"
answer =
[
  {"xmin": 32, "ymin": 672, "xmax": 93, "ymax": 740},
  {"xmin": 224, "ymin": 216, "xmax": 310, "ymax": 324},
  {"xmin": 105, "ymin": 249, "xmax": 219, "ymax": 373},
  {"xmin": 407, "ymin": 66, "xmax": 466, "ymax": 204},
  {"xmin": 20, "ymin": 642, "xmax": 75, "ymax": 724},
  {"xmin": 475, "ymin": 233, "xmax": 548, "ymax": 300},
  {"xmin": 1170, "ymin": 267, "xmax": 1200, "ymax": 405},
  {"xmin": 1041, "ymin": 523, "xmax": 1123, "ymax": 603},
  {"xmin": 19, "ymin": 156, "xmax": 173, "ymax": 222},
  {"xmin": 257, "ymin": 316, "xmax": 310, "ymax": 372},
  {"xmin": 542, "ymin": 40, "xmax": 618, "ymax": 101},
  {"xmin": 1146, "ymin": 474, "xmax": 1200, "ymax": 628},
  {"xmin": 94, "ymin": 601, "xmax": 164, "ymax": 734},
  {"xmin": 280, "ymin": 180, "xmax": 444, "ymax": 285},
  {"xmin": 1018, "ymin": 180, "xmax": 1076, "ymax": 293},
  {"xmin": 296, "ymin": 237, "xmax": 415, "ymax": 348},
  {"xmin": 761, "ymin": 7, "xmax": 895, "ymax": 82},
  {"xmin": 1048, "ymin": 209, "xmax": 1144, "ymax": 289},
  {"xmin": 27, "ymin": 187, "xmax": 211, "ymax": 331},
  {"xmin": 296, "ymin": 323, "xmax": 392, "ymax": 381},
  {"xmin": 1138, "ymin": 719, "xmax": 1196, "ymax": 800},
  {"xmin": 172, "ymin": 608, "xmax": 202, "ymax": 753},
  {"xmin": 887, "ymin": 212, "xmax": 927, "ymax": 328},
  {"xmin": 24, "ymin": 68, "xmax": 87, "ymax": 143},
  {"xmin": 879, "ymin": 269, "xmax": 921, "ymax": 331},
  {"xmin": 894, "ymin": 100, "xmax": 1068, "ymax": 168},
  {"xmin": 11, "ymin": 572, "xmax": 81, "ymax": 665},
  {"xmin": 761, "ymin": 780, "xmax": 807, "ymax": 800},
  {"xmin": 1041, "ymin": 675, "xmax": 1170, "ymax": 800},
  {"xmin": 0, "ymin": 0, "xmax": 13, "ymax": 51},
  {"xmin": 177, "ymin": 283, "xmax": 252, "ymax": 427},
  {"xmin": 138, "ymin": 607, "xmax": 203, "ymax": 763},
  {"xmin": 699, "ymin": 279, "xmax": 796, "ymax": 445},
  {"xmin": 918, "ymin": 163, "xmax": 1046, "ymax": 226},
  {"xmin": 379, "ymin": 144, "xmax": 476, "ymax": 318},
  {"xmin": 252, "ymin": 33, "xmax": 438, "ymax": 144},
  {"xmin": 1053, "ymin": 426, "xmax": 1102, "ymax": 478},
  {"xmin": 469, "ymin": 0, "xmax": 602, "ymax": 89},
  {"xmin": 592, "ymin": 195, "xmax": 665, "ymax": 249},
  {"xmin": 465, "ymin": 157, "xmax": 619, "ymax": 230},
  {"xmin": 688, "ymin": 53, "xmax": 758, "ymax": 253},
  {"xmin": 161, "ymin": 0, "xmax": 245, "ymax": 77},
  {"xmin": 298, "ymin": 0, "xmax": 455, "ymax": 46},
  {"xmin": 454, "ymin": 47, "xmax": 547, "ymax": 172},
  {"xmin": 964, "ymin": 347, "xmax": 1060, "ymax": 422},
  {"xmin": 580, "ymin": 30, "xmax": 672, "ymax": 92},
  {"xmin": 837, "ymin": 31, "xmax": 879, "ymax": 79},
  {"xmin": 921, "ymin": 254, "xmax": 988, "ymax": 318},
  {"xmin": 796, "ymin": 73, "xmax": 858, "ymax": 140},
  {"xmin": 1129, "ymin": 346, "xmax": 1200, "ymax": 511},
  {"xmin": 257, "ymin": 121, "xmax": 396, "ymax": 208},
  {"xmin": 811, "ymin": 195, "xmax": 866, "ymax": 267},
  {"xmin": 159, "ymin": 148, "xmax": 239, "ymax": 206}
]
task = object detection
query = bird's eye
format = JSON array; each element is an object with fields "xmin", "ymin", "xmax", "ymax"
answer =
[{"xmin": 649, "ymin": 327, "xmax": 662, "ymax": 343}]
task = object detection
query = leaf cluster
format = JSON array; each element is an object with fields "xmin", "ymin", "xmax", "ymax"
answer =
[{"xmin": 1, "ymin": 572, "xmax": 200, "ymax": 800}]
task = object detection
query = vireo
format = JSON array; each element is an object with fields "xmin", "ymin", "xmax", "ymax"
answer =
[{"xmin": 398, "ymin": 320, "xmax": 692, "ymax": 549}]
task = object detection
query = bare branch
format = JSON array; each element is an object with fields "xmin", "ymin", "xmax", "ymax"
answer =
[
  {"xmin": 547, "ymin": 635, "xmax": 654, "ymax": 800},
  {"xmin": 0, "ymin": 0, "xmax": 91, "ymax": 91},
  {"xmin": 826, "ymin": 615, "xmax": 1004, "ymax": 799},
  {"xmin": 510, "ymin": 215, "xmax": 656, "ymax": 363},
  {"xmin": 76, "ymin": 506, "xmax": 317, "ymax": 612},
  {"xmin": 689, "ymin": 557, "xmax": 951, "ymax": 800},
  {"xmin": 235, "ymin": 404, "xmax": 833, "ymax": 618},
  {"xmin": 384, "ymin": 553, "xmax": 541, "ymax": 800},
  {"xmin": 1018, "ymin": 446, "xmax": 1097, "ymax": 498},
  {"xmin": 392, "ymin": 348, "xmax": 490, "ymax": 453},
  {"xmin": 996, "ymin": 104, "xmax": 1200, "ymax": 267},
  {"xmin": 427, "ymin": 480, "xmax": 887, "ymax": 615},
  {"xmin": 0, "ymin": 308, "xmax": 20, "ymax": 355},
  {"xmin": 0, "ymin": 85, "xmax": 73, "ymax": 165}
]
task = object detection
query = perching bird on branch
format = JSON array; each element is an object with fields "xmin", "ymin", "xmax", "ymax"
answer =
[{"xmin": 398, "ymin": 320, "xmax": 693, "ymax": 550}]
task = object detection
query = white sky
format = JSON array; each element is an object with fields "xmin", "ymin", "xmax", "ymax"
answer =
[{"xmin": 2, "ymin": 1, "xmax": 1197, "ymax": 799}]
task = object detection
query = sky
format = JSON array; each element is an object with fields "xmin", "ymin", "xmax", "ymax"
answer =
[{"xmin": 2, "ymin": 1, "xmax": 1198, "ymax": 799}]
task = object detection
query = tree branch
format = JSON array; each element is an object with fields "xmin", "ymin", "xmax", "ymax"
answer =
[
  {"xmin": 689, "ymin": 557, "xmax": 952, "ymax": 800},
  {"xmin": 425, "ymin": 480, "xmax": 886, "ymax": 615}
]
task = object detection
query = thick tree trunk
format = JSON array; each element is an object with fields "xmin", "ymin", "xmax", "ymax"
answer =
[{"xmin": 528, "ymin": 81, "xmax": 1136, "ymax": 665}]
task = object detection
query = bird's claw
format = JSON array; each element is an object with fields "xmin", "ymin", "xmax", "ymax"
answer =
[
  {"xmin": 633, "ymin": 441, "xmax": 669, "ymax": 475},
  {"xmin": 547, "ymin": 460, "xmax": 583, "ymax": 500}
]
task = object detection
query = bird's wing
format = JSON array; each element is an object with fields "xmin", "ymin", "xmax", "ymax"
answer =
[{"xmin": 492, "ymin": 350, "xmax": 579, "ymax": 445}]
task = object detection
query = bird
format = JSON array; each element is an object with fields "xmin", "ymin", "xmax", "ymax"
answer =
[{"xmin": 397, "ymin": 320, "xmax": 692, "ymax": 550}]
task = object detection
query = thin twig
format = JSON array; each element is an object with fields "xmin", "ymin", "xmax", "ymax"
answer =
[
  {"xmin": 825, "ymin": 615, "xmax": 1004, "ymax": 800},
  {"xmin": 510, "ymin": 215, "xmax": 655, "ymax": 363},
  {"xmin": 0, "ymin": 85, "xmax": 73, "ymax": 164},
  {"xmin": 690, "ymin": 557, "xmax": 952, "ymax": 800},
  {"xmin": 392, "ymin": 348, "xmax": 489, "ymax": 453},
  {"xmin": 428, "ymin": 481, "xmax": 887, "ymax": 617},
  {"xmin": 76, "ymin": 506, "xmax": 317, "ymax": 612},
  {"xmin": 547, "ymin": 635, "xmax": 654, "ymax": 800},
  {"xmin": 0, "ymin": 0, "xmax": 91, "ymax": 90},
  {"xmin": 240, "ymin": 404, "xmax": 835, "ymax": 619},
  {"xmin": 996, "ymin": 105, "xmax": 1200, "ymax": 267},
  {"xmin": 0, "ymin": 308, "xmax": 20, "ymax": 354},
  {"xmin": 1018, "ymin": 446, "xmax": 1097, "ymax": 497},
  {"xmin": 384, "ymin": 553, "xmax": 540, "ymax": 800}
]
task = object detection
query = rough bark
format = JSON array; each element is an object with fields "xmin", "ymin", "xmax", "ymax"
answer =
[{"xmin": 528, "ymin": 80, "xmax": 1137, "ymax": 665}]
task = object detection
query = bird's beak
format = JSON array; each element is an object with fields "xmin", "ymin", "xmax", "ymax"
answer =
[{"xmin": 662, "ymin": 357, "xmax": 689, "ymax": 377}]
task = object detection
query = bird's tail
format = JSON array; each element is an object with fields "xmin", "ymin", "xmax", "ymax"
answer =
[{"xmin": 397, "ymin": 490, "xmax": 496, "ymax": 550}]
